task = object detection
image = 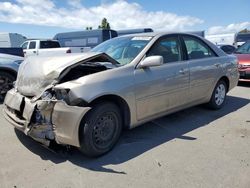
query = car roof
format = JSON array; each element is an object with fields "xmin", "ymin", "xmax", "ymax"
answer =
[{"xmin": 118, "ymin": 32, "xmax": 203, "ymax": 38}]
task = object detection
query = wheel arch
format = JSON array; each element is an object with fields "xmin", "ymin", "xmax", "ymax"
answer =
[
  {"xmin": 218, "ymin": 76, "xmax": 230, "ymax": 92},
  {"xmin": 88, "ymin": 94, "xmax": 131, "ymax": 129}
]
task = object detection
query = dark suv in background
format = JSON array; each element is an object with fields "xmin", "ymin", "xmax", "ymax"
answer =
[{"xmin": 0, "ymin": 53, "xmax": 23, "ymax": 101}]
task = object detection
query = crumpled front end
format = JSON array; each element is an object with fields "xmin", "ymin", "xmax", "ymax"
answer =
[{"xmin": 3, "ymin": 88, "xmax": 90, "ymax": 147}]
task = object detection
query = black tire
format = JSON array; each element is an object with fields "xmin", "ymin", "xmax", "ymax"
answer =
[
  {"xmin": 207, "ymin": 80, "xmax": 227, "ymax": 110},
  {"xmin": 79, "ymin": 102, "xmax": 122, "ymax": 157},
  {"xmin": 0, "ymin": 71, "xmax": 15, "ymax": 101}
]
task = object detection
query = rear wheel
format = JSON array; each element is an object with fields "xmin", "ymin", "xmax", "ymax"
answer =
[
  {"xmin": 207, "ymin": 80, "xmax": 227, "ymax": 110},
  {"xmin": 79, "ymin": 102, "xmax": 122, "ymax": 157},
  {"xmin": 0, "ymin": 71, "xmax": 15, "ymax": 101}
]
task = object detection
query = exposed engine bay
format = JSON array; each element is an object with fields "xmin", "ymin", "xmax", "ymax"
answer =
[{"xmin": 59, "ymin": 62, "xmax": 115, "ymax": 83}]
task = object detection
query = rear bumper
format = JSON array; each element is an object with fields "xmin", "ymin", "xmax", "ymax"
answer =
[{"xmin": 3, "ymin": 89, "xmax": 91, "ymax": 147}]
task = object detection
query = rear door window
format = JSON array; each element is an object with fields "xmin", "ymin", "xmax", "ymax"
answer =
[{"xmin": 183, "ymin": 36, "xmax": 216, "ymax": 60}]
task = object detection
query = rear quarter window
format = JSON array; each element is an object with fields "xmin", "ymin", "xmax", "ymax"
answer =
[{"xmin": 40, "ymin": 41, "xmax": 60, "ymax": 49}]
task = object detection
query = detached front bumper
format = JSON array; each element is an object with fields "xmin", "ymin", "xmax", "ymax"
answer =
[{"xmin": 3, "ymin": 89, "xmax": 91, "ymax": 147}]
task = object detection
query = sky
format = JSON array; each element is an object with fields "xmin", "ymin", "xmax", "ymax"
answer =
[{"xmin": 0, "ymin": 0, "xmax": 249, "ymax": 39}]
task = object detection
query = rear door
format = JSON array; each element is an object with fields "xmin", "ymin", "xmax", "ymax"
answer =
[
  {"xmin": 181, "ymin": 35, "xmax": 220, "ymax": 102},
  {"xmin": 134, "ymin": 35, "xmax": 190, "ymax": 121}
]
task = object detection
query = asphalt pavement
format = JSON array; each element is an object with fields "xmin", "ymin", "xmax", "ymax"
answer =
[{"xmin": 0, "ymin": 83, "xmax": 249, "ymax": 188}]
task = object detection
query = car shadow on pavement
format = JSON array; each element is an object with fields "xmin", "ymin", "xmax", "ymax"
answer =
[{"xmin": 15, "ymin": 95, "xmax": 249, "ymax": 174}]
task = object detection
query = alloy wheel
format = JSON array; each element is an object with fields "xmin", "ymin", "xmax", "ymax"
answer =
[{"xmin": 214, "ymin": 84, "xmax": 226, "ymax": 106}]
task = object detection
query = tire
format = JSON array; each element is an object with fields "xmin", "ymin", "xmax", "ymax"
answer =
[
  {"xmin": 79, "ymin": 102, "xmax": 122, "ymax": 157},
  {"xmin": 207, "ymin": 80, "xmax": 227, "ymax": 110},
  {"xmin": 0, "ymin": 71, "xmax": 15, "ymax": 101}
]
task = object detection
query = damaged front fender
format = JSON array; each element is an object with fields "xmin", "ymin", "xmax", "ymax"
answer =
[{"xmin": 52, "ymin": 101, "xmax": 91, "ymax": 147}]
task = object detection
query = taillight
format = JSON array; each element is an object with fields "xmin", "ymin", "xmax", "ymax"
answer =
[{"xmin": 66, "ymin": 49, "xmax": 71, "ymax": 53}]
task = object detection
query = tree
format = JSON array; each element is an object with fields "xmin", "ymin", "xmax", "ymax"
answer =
[
  {"xmin": 98, "ymin": 18, "xmax": 111, "ymax": 29},
  {"xmin": 239, "ymin": 28, "xmax": 250, "ymax": 33}
]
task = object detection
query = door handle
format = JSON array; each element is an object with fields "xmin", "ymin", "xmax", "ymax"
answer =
[{"xmin": 33, "ymin": 51, "xmax": 36, "ymax": 53}]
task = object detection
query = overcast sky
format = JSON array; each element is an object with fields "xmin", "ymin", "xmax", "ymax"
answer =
[{"xmin": 0, "ymin": 0, "xmax": 249, "ymax": 38}]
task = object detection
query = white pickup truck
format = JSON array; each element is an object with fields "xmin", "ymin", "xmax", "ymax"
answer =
[{"xmin": 21, "ymin": 39, "xmax": 91, "ymax": 57}]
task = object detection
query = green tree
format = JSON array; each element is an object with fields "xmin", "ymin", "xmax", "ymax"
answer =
[
  {"xmin": 239, "ymin": 28, "xmax": 250, "ymax": 33},
  {"xmin": 98, "ymin": 18, "xmax": 111, "ymax": 29}
]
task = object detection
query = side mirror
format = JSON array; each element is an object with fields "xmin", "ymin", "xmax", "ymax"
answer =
[{"xmin": 138, "ymin": 56, "xmax": 164, "ymax": 69}]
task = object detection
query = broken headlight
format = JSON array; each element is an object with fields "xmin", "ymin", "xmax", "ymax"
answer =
[
  {"xmin": 55, "ymin": 89, "xmax": 70, "ymax": 103},
  {"xmin": 41, "ymin": 91, "xmax": 53, "ymax": 100}
]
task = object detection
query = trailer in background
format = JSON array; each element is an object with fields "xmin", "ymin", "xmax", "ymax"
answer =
[
  {"xmin": 187, "ymin": 31, "xmax": 205, "ymax": 37},
  {"xmin": 235, "ymin": 33, "xmax": 250, "ymax": 47},
  {"xmin": 53, "ymin": 29, "xmax": 117, "ymax": 49},
  {"xmin": 0, "ymin": 33, "xmax": 27, "ymax": 48},
  {"xmin": 205, "ymin": 33, "xmax": 235, "ymax": 45},
  {"xmin": 117, "ymin": 28, "xmax": 153, "ymax": 36}
]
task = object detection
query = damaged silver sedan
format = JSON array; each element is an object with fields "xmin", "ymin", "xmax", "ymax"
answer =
[{"xmin": 3, "ymin": 32, "xmax": 239, "ymax": 157}]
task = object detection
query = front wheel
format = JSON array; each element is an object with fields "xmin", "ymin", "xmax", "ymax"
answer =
[
  {"xmin": 79, "ymin": 102, "xmax": 122, "ymax": 157},
  {"xmin": 207, "ymin": 80, "xmax": 227, "ymax": 110}
]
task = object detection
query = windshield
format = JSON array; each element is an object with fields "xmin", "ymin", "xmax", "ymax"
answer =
[
  {"xmin": 235, "ymin": 41, "xmax": 250, "ymax": 54},
  {"xmin": 91, "ymin": 36, "xmax": 152, "ymax": 65}
]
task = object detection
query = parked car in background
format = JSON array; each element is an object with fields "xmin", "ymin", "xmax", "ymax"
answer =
[
  {"xmin": 21, "ymin": 39, "xmax": 90, "ymax": 57},
  {"xmin": 234, "ymin": 41, "xmax": 250, "ymax": 82},
  {"xmin": 3, "ymin": 32, "xmax": 239, "ymax": 157},
  {"xmin": 0, "ymin": 53, "xmax": 23, "ymax": 100},
  {"xmin": 217, "ymin": 44, "xmax": 236, "ymax": 54}
]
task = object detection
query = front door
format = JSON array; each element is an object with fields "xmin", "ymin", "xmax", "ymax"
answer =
[
  {"xmin": 25, "ymin": 41, "xmax": 38, "ymax": 56},
  {"xmin": 134, "ymin": 35, "xmax": 190, "ymax": 121}
]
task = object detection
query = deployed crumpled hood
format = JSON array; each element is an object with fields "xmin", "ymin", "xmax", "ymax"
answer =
[{"xmin": 16, "ymin": 52, "xmax": 118, "ymax": 97}]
